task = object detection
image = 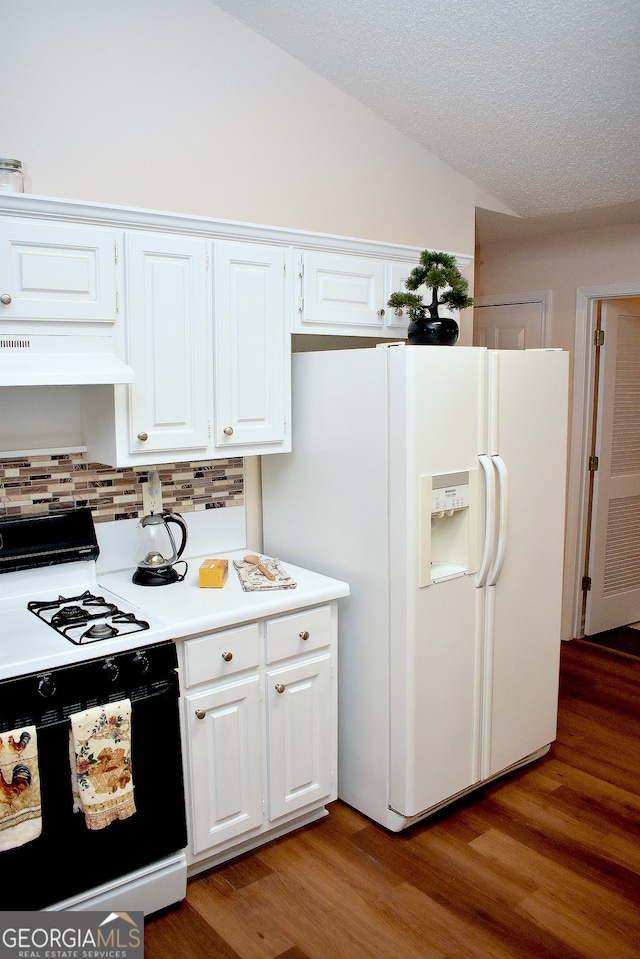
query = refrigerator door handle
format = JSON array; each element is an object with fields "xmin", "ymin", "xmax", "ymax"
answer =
[
  {"xmin": 488, "ymin": 455, "xmax": 508, "ymax": 586},
  {"xmin": 476, "ymin": 454, "xmax": 497, "ymax": 587}
]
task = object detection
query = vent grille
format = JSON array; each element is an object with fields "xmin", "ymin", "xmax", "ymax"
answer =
[
  {"xmin": 0, "ymin": 338, "xmax": 31, "ymax": 350},
  {"xmin": 611, "ymin": 317, "xmax": 640, "ymax": 475},
  {"xmin": 603, "ymin": 494, "xmax": 640, "ymax": 596}
]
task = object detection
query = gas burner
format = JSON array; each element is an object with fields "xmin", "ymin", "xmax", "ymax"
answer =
[
  {"xmin": 81, "ymin": 622, "xmax": 118, "ymax": 641},
  {"xmin": 51, "ymin": 605, "xmax": 88, "ymax": 627},
  {"xmin": 28, "ymin": 590, "xmax": 150, "ymax": 645}
]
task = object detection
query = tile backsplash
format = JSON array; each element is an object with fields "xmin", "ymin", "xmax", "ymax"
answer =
[{"xmin": 0, "ymin": 454, "xmax": 244, "ymax": 522}]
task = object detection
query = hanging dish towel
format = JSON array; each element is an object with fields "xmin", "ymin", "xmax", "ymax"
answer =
[
  {"xmin": 69, "ymin": 699, "xmax": 136, "ymax": 831},
  {"xmin": 233, "ymin": 557, "xmax": 297, "ymax": 591},
  {"xmin": 0, "ymin": 725, "xmax": 42, "ymax": 850}
]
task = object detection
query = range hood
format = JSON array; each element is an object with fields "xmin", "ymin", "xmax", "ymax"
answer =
[{"xmin": 0, "ymin": 334, "xmax": 135, "ymax": 385}]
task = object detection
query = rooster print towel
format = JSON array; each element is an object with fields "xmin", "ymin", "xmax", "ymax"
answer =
[
  {"xmin": 69, "ymin": 699, "xmax": 136, "ymax": 831},
  {"xmin": 0, "ymin": 725, "xmax": 42, "ymax": 850}
]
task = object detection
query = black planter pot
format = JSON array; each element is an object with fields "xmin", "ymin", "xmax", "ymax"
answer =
[{"xmin": 407, "ymin": 314, "xmax": 459, "ymax": 346}]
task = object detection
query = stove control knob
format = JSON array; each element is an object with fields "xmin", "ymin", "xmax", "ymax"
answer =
[
  {"xmin": 37, "ymin": 674, "xmax": 56, "ymax": 698},
  {"xmin": 103, "ymin": 659, "xmax": 120, "ymax": 683},
  {"xmin": 195, "ymin": 709, "xmax": 206, "ymax": 720},
  {"xmin": 134, "ymin": 651, "xmax": 150, "ymax": 673}
]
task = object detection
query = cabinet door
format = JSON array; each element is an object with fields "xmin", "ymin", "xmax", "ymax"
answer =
[
  {"xmin": 296, "ymin": 251, "xmax": 386, "ymax": 334},
  {"xmin": 125, "ymin": 232, "xmax": 210, "ymax": 454},
  {"xmin": 213, "ymin": 241, "xmax": 288, "ymax": 450},
  {"xmin": 186, "ymin": 676, "xmax": 263, "ymax": 854},
  {"xmin": 0, "ymin": 220, "xmax": 116, "ymax": 322},
  {"xmin": 266, "ymin": 654, "xmax": 333, "ymax": 821},
  {"xmin": 385, "ymin": 261, "xmax": 415, "ymax": 335}
]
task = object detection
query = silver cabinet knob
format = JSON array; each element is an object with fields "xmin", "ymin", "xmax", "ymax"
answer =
[
  {"xmin": 299, "ymin": 630, "xmax": 310, "ymax": 641},
  {"xmin": 137, "ymin": 432, "xmax": 148, "ymax": 441},
  {"xmin": 221, "ymin": 651, "xmax": 233, "ymax": 662},
  {"xmin": 195, "ymin": 709, "xmax": 206, "ymax": 720},
  {"xmin": 0, "ymin": 294, "xmax": 12, "ymax": 305},
  {"xmin": 275, "ymin": 683, "xmax": 285, "ymax": 694},
  {"xmin": 377, "ymin": 308, "xmax": 385, "ymax": 316},
  {"xmin": 394, "ymin": 308, "xmax": 404, "ymax": 317},
  {"xmin": 223, "ymin": 426, "xmax": 234, "ymax": 436}
]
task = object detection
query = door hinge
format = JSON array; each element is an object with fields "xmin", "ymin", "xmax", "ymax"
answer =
[
  {"xmin": 582, "ymin": 575, "xmax": 592, "ymax": 592},
  {"xmin": 114, "ymin": 242, "xmax": 119, "ymax": 265},
  {"xmin": 589, "ymin": 455, "xmax": 599, "ymax": 471},
  {"xmin": 298, "ymin": 297, "xmax": 304, "ymax": 313},
  {"xmin": 594, "ymin": 329, "xmax": 605, "ymax": 347}
]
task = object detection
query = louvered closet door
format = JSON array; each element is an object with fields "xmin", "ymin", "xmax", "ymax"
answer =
[{"xmin": 586, "ymin": 300, "xmax": 640, "ymax": 634}]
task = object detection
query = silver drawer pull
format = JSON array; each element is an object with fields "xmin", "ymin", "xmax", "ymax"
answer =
[
  {"xmin": 195, "ymin": 709, "xmax": 206, "ymax": 720},
  {"xmin": 299, "ymin": 630, "xmax": 310, "ymax": 641},
  {"xmin": 275, "ymin": 683, "xmax": 285, "ymax": 694},
  {"xmin": 221, "ymin": 651, "xmax": 233, "ymax": 662},
  {"xmin": 0, "ymin": 293, "xmax": 12, "ymax": 305}
]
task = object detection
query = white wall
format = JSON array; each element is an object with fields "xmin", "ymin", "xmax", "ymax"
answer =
[
  {"xmin": 4, "ymin": 0, "xmax": 509, "ymax": 255},
  {"xmin": 476, "ymin": 219, "xmax": 640, "ymax": 640}
]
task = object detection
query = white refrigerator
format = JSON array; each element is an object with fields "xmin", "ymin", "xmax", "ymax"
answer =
[{"xmin": 262, "ymin": 345, "xmax": 569, "ymax": 831}]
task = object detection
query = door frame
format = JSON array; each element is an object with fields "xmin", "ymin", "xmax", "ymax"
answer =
[{"xmin": 568, "ymin": 282, "xmax": 640, "ymax": 638}]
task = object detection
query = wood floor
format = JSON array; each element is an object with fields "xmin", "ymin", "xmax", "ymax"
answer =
[{"xmin": 144, "ymin": 641, "xmax": 640, "ymax": 959}]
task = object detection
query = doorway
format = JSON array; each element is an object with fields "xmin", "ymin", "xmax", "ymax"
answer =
[
  {"xmin": 582, "ymin": 298, "xmax": 640, "ymax": 636},
  {"xmin": 569, "ymin": 284, "xmax": 640, "ymax": 641}
]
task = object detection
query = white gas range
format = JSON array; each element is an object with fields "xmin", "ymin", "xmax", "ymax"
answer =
[{"xmin": 0, "ymin": 559, "xmax": 174, "ymax": 679}]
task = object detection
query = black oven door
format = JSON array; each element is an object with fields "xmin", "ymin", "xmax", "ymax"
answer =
[{"xmin": 0, "ymin": 643, "xmax": 187, "ymax": 911}]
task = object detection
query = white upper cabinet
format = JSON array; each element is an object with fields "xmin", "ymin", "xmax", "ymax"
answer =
[
  {"xmin": 125, "ymin": 232, "xmax": 211, "ymax": 456},
  {"xmin": 293, "ymin": 251, "xmax": 418, "ymax": 338},
  {"xmin": 0, "ymin": 194, "xmax": 472, "ymax": 462},
  {"xmin": 297, "ymin": 251, "xmax": 386, "ymax": 332},
  {"xmin": 213, "ymin": 241, "xmax": 290, "ymax": 454},
  {"xmin": 0, "ymin": 220, "xmax": 117, "ymax": 324}
]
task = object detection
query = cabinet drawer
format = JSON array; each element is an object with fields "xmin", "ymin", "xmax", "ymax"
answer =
[
  {"xmin": 183, "ymin": 623, "xmax": 260, "ymax": 687},
  {"xmin": 265, "ymin": 606, "xmax": 331, "ymax": 664}
]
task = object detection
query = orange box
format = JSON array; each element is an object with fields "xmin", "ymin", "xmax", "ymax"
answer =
[{"xmin": 199, "ymin": 558, "xmax": 228, "ymax": 588}]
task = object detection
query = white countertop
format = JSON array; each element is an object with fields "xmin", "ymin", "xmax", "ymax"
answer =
[{"xmin": 99, "ymin": 549, "xmax": 350, "ymax": 641}]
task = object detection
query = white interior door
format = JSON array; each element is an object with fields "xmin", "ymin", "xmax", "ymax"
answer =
[
  {"xmin": 474, "ymin": 299, "xmax": 546, "ymax": 349},
  {"xmin": 585, "ymin": 300, "xmax": 640, "ymax": 634}
]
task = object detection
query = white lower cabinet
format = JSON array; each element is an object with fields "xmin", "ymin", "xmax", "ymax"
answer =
[
  {"xmin": 179, "ymin": 603, "xmax": 337, "ymax": 868},
  {"xmin": 186, "ymin": 675, "xmax": 263, "ymax": 851},
  {"xmin": 266, "ymin": 654, "xmax": 332, "ymax": 820}
]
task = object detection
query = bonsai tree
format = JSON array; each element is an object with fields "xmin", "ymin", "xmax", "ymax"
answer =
[{"xmin": 388, "ymin": 250, "xmax": 473, "ymax": 323}]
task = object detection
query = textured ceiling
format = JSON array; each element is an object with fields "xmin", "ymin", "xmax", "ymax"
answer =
[{"xmin": 213, "ymin": 0, "xmax": 640, "ymax": 224}]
